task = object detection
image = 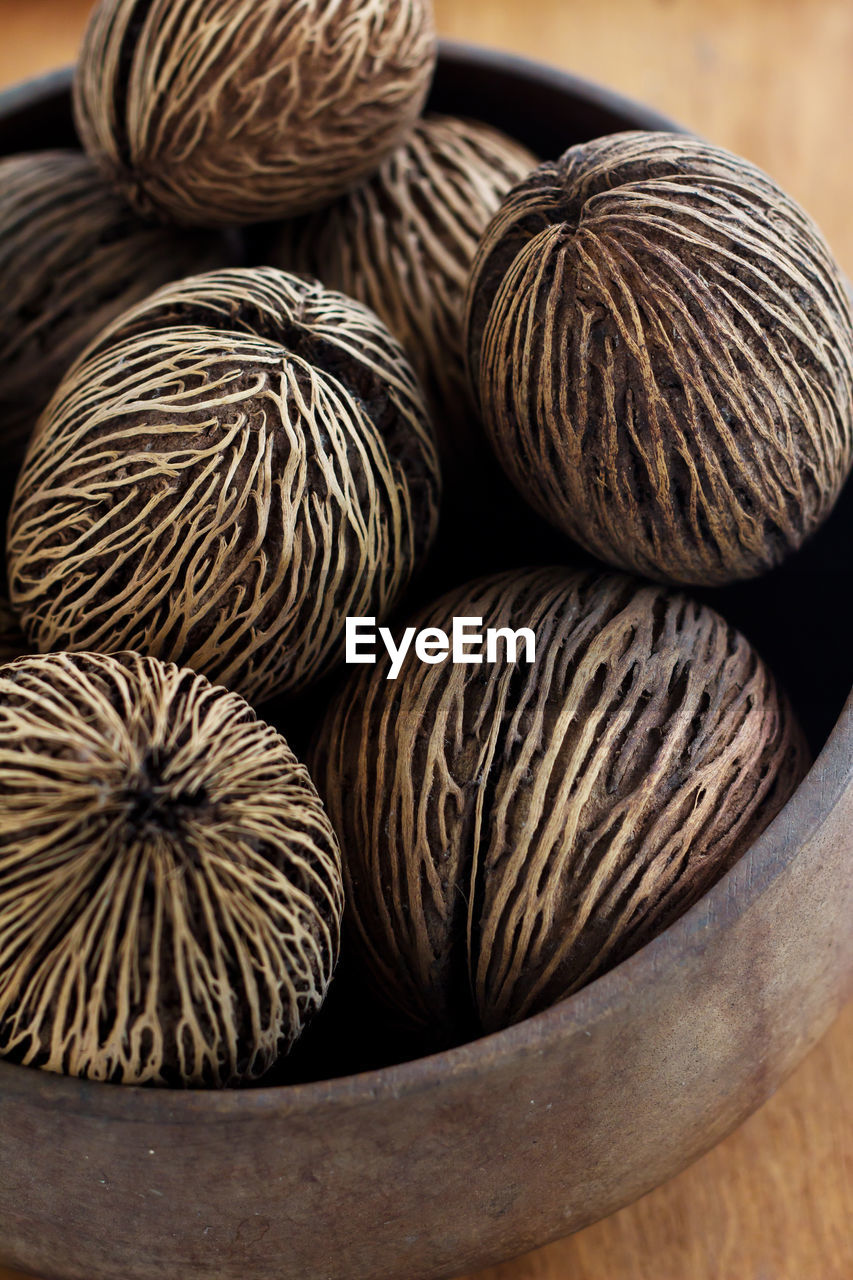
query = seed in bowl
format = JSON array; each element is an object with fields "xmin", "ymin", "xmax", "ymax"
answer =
[
  {"xmin": 272, "ymin": 114, "xmax": 536, "ymax": 466},
  {"xmin": 465, "ymin": 132, "xmax": 853, "ymax": 586},
  {"xmin": 0, "ymin": 150, "xmax": 224, "ymax": 479},
  {"xmin": 0, "ymin": 650, "xmax": 343, "ymax": 1087},
  {"xmin": 73, "ymin": 0, "xmax": 437, "ymax": 225},
  {"xmin": 310, "ymin": 566, "xmax": 808, "ymax": 1043},
  {"xmin": 7, "ymin": 267, "xmax": 440, "ymax": 705}
]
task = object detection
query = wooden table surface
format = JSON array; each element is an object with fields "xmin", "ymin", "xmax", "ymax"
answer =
[{"xmin": 0, "ymin": 1, "xmax": 851, "ymax": 1278}]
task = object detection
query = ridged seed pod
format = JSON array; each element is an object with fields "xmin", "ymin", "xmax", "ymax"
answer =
[
  {"xmin": 0, "ymin": 150, "xmax": 224, "ymax": 475},
  {"xmin": 311, "ymin": 567, "xmax": 808, "ymax": 1042},
  {"xmin": 273, "ymin": 115, "xmax": 535, "ymax": 459},
  {"xmin": 0, "ymin": 651, "xmax": 343, "ymax": 1086},
  {"xmin": 465, "ymin": 132, "xmax": 853, "ymax": 586},
  {"xmin": 73, "ymin": 0, "xmax": 437, "ymax": 226},
  {"xmin": 7, "ymin": 268, "xmax": 440, "ymax": 704}
]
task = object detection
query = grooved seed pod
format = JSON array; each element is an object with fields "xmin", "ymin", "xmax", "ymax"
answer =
[
  {"xmin": 310, "ymin": 567, "xmax": 809, "ymax": 1041},
  {"xmin": 0, "ymin": 150, "xmax": 224, "ymax": 474},
  {"xmin": 465, "ymin": 132, "xmax": 853, "ymax": 586},
  {"xmin": 0, "ymin": 651, "xmax": 343, "ymax": 1087},
  {"xmin": 272, "ymin": 115, "xmax": 536, "ymax": 457},
  {"xmin": 73, "ymin": 0, "xmax": 437, "ymax": 227},
  {"xmin": 7, "ymin": 267, "xmax": 440, "ymax": 704}
]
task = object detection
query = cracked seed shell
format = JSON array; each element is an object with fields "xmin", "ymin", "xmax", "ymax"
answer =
[{"xmin": 310, "ymin": 566, "xmax": 809, "ymax": 1041}]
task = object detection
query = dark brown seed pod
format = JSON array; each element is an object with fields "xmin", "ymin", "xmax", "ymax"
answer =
[
  {"xmin": 272, "ymin": 115, "xmax": 535, "ymax": 460},
  {"xmin": 73, "ymin": 0, "xmax": 437, "ymax": 227},
  {"xmin": 7, "ymin": 267, "xmax": 441, "ymax": 705},
  {"xmin": 464, "ymin": 132, "xmax": 853, "ymax": 586},
  {"xmin": 0, "ymin": 650, "xmax": 343, "ymax": 1087},
  {"xmin": 0, "ymin": 150, "xmax": 224, "ymax": 475},
  {"xmin": 310, "ymin": 567, "xmax": 808, "ymax": 1042},
  {"xmin": 0, "ymin": 599, "xmax": 26, "ymax": 665}
]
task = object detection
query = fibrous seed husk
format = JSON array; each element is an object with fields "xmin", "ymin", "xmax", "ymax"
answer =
[
  {"xmin": 0, "ymin": 150, "xmax": 224, "ymax": 480},
  {"xmin": 310, "ymin": 566, "xmax": 809, "ymax": 1042},
  {"xmin": 465, "ymin": 132, "xmax": 853, "ymax": 586},
  {"xmin": 73, "ymin": 0, "xmax": 437, "ymax": 226},
  {"xmin": 7, "ymin": 267, "xmax": 441, "ymax": 704},
  {"xmin": 272, "ymin": 114, "xmax": 536, "ymax": 462},
  {"xmin": 0, "ymin": 650, "xmax": 343, "ymax": 1087}
]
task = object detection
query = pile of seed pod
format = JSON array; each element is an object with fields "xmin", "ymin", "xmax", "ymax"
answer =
[{"xmin": 0, "ymin": 0, "xmax": 848, "ymax": 1087}]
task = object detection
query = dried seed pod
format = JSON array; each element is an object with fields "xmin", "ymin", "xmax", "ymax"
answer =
[
  {"xmin": 8, "ymin": 268, "xmax": 440, "ymax": 704},
  {"xmin": 310, "ymin": 567, "xmax": 808, "ymax": 1041},
  {"xmin": 0, "ymin": 150, "xmax": 224, "ymax": 474},
  {"xmin": 73, "ymin": 0, "xmax": 437, "ymax": 227},
  {"xmin": 272, "ymin": 115, "xmax": 535, "ymax": 458},
  {"xmin": 465, "ymin": 132, "xmax": 853, "ymax": 586},
  {"xmin": 0, "ymin": 650, "xmax": 343, "ymax": 1086},
  {"xmin": 0, "ymin": 599, "xmax": 26, "ymax": 664}
]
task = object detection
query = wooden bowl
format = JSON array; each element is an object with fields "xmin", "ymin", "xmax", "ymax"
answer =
[{"xmin": 0, "ymin": 45, "xmax": 851, "ymax": 1280}]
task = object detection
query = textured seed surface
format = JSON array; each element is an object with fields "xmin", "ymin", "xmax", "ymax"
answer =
[
  {"xmin": 311, "ymin": 567, "xmax": 809, "ymax": 1041},
  {"xmin": 0, "ymin": 150, "xmax": 222, "ymax": 471},
  {"xmin": 7, "ymin": 267, "xmax": 441, "ymax": 704},
  {"xmin": 73, "ymin": 0, "xmax": 437, "ymax": 226},
  {"xmin": 0, "ymin": 650, "xmax": 343, "ymax": 1086},
  {"xmin": 465, "ymin": 132, "xmax": 853, "ymax": 586},
  {"xmin": 273, "ymin": 114, "xmax": 535, "ymax": 458}
]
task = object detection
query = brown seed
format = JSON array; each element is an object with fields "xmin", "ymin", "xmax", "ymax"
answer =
[
  {"xmin": 7, "ymin": 267, "xmax": 441, "ymax": 704},
  {"xmin": 0, "ymin": 650, "xmax": 343, "ymax": 1086},
  {"xmin": 465, "ymin": 132, "xmax": 853, "ymax": 586},
  {"xmin": 272, "ymin": 114, "xmax": 536, "ymax": 462},
  {"xmin": 0, "ymin": 150, "xmax": 223, "ymax": 477},
  {"xmin": 310, "ymin": 567, "xmax": 809, "ymax": 1042},
  {"xmin": 73, "ymin": 0, "xmax": 437, "ymax": 226}
]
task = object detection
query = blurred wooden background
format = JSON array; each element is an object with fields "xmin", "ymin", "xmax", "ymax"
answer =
[{"xmin": 0, "ymin": 1, "xmax": 851, "ymax": 1278}]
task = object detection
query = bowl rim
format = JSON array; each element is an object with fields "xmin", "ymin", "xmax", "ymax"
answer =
[
  {"xmin": 0, "ymin": 47, "xmax": 850, "ymax": 1123},
  {"xmin": 0, "ymin": 65, "xmax": 74, "ymax": 118},
  {"xmin": 1, "ymin": 690, "xmax": 848, "ymax": 1120},
  {"xmin": 0, "ymin": 44, "xmax": 686, "ymax": 138},
  {"xmin": 431, "ymin": 39, "xmax": 687, "ymax": 134}
]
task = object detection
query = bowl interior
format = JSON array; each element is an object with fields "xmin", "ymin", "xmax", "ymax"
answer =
[
  {"xmin": 0, "ymin": 47, "xmax": 851, "ymax": 1280},
  {"xmin": 0, "ymin": 50, "xmax": 849, "ymax": 1082}
]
